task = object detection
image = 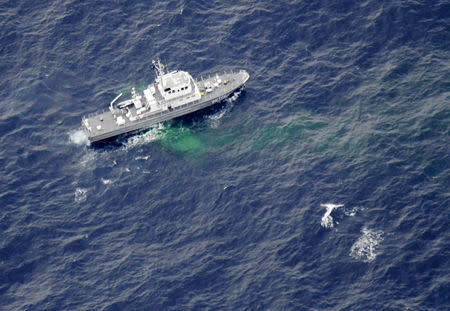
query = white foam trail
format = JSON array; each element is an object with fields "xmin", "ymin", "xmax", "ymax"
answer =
[
  {"xmin": 74, "ymin": 188, "xmax": 87, "ymax": 202},
  {"xmin": 69, "ymin": 129, "xmax": 89, "ymax": 146},
  {"xmin": 350, "ymin": 227, "xmax": 384, "ymax": 262},
  {"xmin": 79, "ymin": 150, "xmax": 97, "ymax": 167},
  {"xmin": 209, "ymin": 109, "xmax": 227, "ymax": 121},
  {"xmin": 206, "ymin": 108, "xmax": 228, "ymax": 129},
  {"xmin": 320, "ymin": 203, "xmax": 344, "ymax": 228},
  {"xmin": 123, "ymin": 124, "xmax": 165, "ymax": 149}
]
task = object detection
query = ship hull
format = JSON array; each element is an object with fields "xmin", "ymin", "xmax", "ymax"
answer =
[{"xmin": 86, "ymin": 88, "xmax": 239, "ymax": 144}]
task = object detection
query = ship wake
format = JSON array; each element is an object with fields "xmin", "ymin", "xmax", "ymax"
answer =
[{"xmin": 69, "ymin": 129, "xmax": 89, "ymax": 146}]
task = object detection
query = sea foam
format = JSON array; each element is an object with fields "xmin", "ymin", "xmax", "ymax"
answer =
[
  {"xmin": 69, "ymin": 129, "xmax": 89, "ymax": 146},
  {"xmin": 123, "ymin": 124, "xmax": 165, "ymax": 149},
  {"xmin": 350, "ymin": 227, "xmax": 384, "ymax": 262}
]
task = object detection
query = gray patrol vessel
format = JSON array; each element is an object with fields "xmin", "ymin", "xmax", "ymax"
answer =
[{"xmin": 82, "ymin": 60, "xmax": 249, "ymax": 144}]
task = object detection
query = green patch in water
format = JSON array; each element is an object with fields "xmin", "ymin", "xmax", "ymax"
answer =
[
  {"xmin": 251, "ymin": 121, "xmax": 327, "ymax": 152},
  {"xmin": 159, "ymin": 126, "xmax": 205, "ymax": 155}
]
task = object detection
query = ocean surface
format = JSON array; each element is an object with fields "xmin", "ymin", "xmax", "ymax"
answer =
[{"xmin": 0, "ymin": 0, "xmax": 449, "ymax": 310}]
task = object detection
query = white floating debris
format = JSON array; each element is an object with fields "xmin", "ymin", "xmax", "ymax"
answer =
[
  {"xmin": 320, "ymin": 203, "xmax": 344, "ymax": 228},
  {"xmin": 350, "ymin": 227, "xmax": 384, "ymax": 262}
]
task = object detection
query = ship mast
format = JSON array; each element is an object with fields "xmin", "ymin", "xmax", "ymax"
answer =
[{"xmin": 152, "ymin": 59, "xmax": 165, "ymax": 77}]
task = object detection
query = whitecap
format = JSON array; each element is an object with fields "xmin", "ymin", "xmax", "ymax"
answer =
[
  {"xmin": 101, "ymin": 178, "xmax": 112, "ymax": 185},
  {"xmin": 74, "ymin": 188, "xmax": 87, "ymax": 202},
  {"xmin": 350, "ymin": 227, "xmax": 384, "ymax": 262},
  {"xmin": 69, "ymin": 129, "xmax": 89, "ymax": 146},
  {"xmin": 320, "ymin": 203, "xmax": 344, "ymax": 228},
  {"xmin": 344, "ymin": 206, "xmax": 364, "ymax": 217},
  {"xmin": 135, "ymin": 155, "xmax": 151, "ymax": 161}
]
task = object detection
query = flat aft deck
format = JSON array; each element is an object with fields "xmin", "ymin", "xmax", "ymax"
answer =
[{"xmin": 83, "ymin": 70, "xmax": 249, "ymax": 143}]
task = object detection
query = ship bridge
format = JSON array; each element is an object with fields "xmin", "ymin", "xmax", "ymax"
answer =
[
  {"xmin": 161, "ymin": 71, "xmax": 190, "ymax": 92},
  {"xmin": 159, "ymin": 70, "xmax": 194, "ymax": 100}
]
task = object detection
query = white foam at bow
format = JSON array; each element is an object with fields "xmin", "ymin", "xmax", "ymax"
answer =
[
  {"xmin": 350, "ymin": 227, "xmax": 384, "ymax": 262},
  {"xmin": 206, "ymin": 90, "xmax": 242, "ymax": 129},
  {"xmin": 320, "ymin": 203, "xmax": 344, "ymax": 228}
]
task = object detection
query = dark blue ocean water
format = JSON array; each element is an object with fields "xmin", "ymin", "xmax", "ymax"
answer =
[{"xmin": 1, "ymin": 0, "xmax": 449, "ymax": 310}]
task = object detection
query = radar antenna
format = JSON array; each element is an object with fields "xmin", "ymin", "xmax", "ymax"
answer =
[{"xmin": 152, "ymin": 59, "xmax": 165, "ymax": 76}]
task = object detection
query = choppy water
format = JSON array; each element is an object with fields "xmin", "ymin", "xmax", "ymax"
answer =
[{"xmin": 1, "ymin": 0, "xmax": 449, "ymax": 310}]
